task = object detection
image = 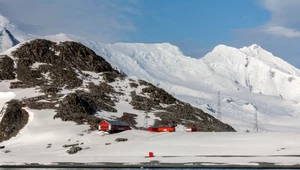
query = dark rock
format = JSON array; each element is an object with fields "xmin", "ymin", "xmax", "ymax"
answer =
[
  {"xmin": 54, "ymin": 84, "xmax": 119, "ymax": 129},
  {"xmin": 46, "ymin": 144, "xmax": 52, "ymax": 148},
  {"xmin": 10, "ymin": 81, "xmax": 35, "ymax": 89},
  {"xmin": 142, "ymin": 85, "xmax": 176, "ymax": 104},
  {"xmin": 115, "ymin": 138, "xmax": 128, "ymax": 142},
  {"xmin": 129, "ymin": 84, "xmax": 235, "ymax": 132},
  {"xmin": 62, "ymin": 143, "xmax": 79, "ymax": 148},
  {"xmin": 10, "ymin": 39, "xmax": 118, "ymax": 89},
  {"xmin": 129, "ymin": 82, "xmax": 138, "ymax": 88},
  {"xmin": 105, "ymin": 143, "xmax": 111, "ymax": 145},
  {"xmin": 66, "ymin": 146, "xmax": 82, "ymax": 154},
  {"xmin": 0, "ymin": 146, "xmax": 5, "ymax": 149},
  {"xmin": 0, "ymin": 100, "xmax": 29, "ymax": 142},
  {"xmin": 4, "ymin": 150, "xmax": 10, "ymax": 153},
  {"xmin": 102, "ymin": 72, "xmax": 121, "ymax": 83},
  {"xmin": 118, "ymin": 112, "xmax": 138, "ymax": 129},
  {"xmin": 130, "ymin": 91, "xmax": 160, "ymax": 112},
  {"xmin": 138, "ymin": 79, "xmax": 152, "ymax": 86},
  {"xmin": 0, "ymin": 55, "xmax": 15, "ymax": 80}
]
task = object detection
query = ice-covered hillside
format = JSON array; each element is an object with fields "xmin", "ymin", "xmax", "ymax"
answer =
[
  {"xmin": 0, "ymin": 15, "xmax": 32, "ymax": 52},
  {"xmin": 98, "ymin": 42, "xmax": 300, "ymax": 132}
]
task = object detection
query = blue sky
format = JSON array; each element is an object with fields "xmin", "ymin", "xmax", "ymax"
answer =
[{"xmin": 1, "ymin": 0, "xmax": 300, "ymax": 67}]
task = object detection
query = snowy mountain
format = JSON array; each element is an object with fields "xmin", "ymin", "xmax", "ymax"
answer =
[
  {"xmin": 98, "ymin": 42, "xmax": 300, "ymax": 132},
  {"xmin": 2, "ymin": 15, "xmax": 300, "ymax": 166},
  {"xmin": 0, "ymin": 15, "xmax": 32, "ymax": 52},
  {"xmin": 1, "ymin": 14, "xmax": 300, "ymax": 132}
]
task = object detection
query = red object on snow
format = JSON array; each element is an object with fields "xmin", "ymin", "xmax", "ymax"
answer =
[
  {"xmin": 148, "ymin": 125, "xmax": 175, "ymax": 132},
  {"xmin": 149, "ymin": 152, "xmax": 154, "ymax": 157},
  {"xmin": 98, "ymin": 120, "xmax": 131, "ymax": 133},
  {"xmin": 186, "ymin": 127, "xmax": 198, "ymax": 132}
]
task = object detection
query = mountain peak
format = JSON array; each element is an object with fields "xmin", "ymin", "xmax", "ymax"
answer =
[
  {"xmin": 0, "ymin": 15, "xmax": 11, "ymax": 28},
  {"xmin": 249, "ymin": 44, "xmax": 261, "ymax": 49},
  {"xmin": 0, "ymin": 27, "xmax": 20, "ymax": 52}
]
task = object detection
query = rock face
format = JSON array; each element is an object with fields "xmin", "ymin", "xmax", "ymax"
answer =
[
  {"xmin": 11, "ymin": 39, "xmax": 116, "ymax": 89},
  {"xmin": 130, "ymin": 81, "xmax": 235, "ymax": 132},
  {"xmin": 0, "ymin": 55, "xmax": 15, "ymax": 80},
  {"xmin": 0, "ymin": 100, "xmax": 29, "ymax": 142}
]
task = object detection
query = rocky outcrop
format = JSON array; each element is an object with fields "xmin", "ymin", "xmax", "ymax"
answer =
[
  {"xmin": 0, "ymin": 55, "xmax": 15, "ymax": 80},
  {"xmin": 10, "ymin": 39, "xmax": 119, "ymax": 89},
  {"xmin": 130, "ymin": 82, "xmax": 235, "ymax": 132},
  {"xmin": 54, "ymin": 83, "xmax": 120, "ymax": 130},
  {"xmin": 0, "ymin": 100, "xmax": 29, "ymax": 142},
  {"xmin": 118, "ymin": 112, "xmax": 138, "ymax": 129}
]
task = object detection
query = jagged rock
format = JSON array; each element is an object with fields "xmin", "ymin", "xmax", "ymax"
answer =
[
  {"xmin": 129, "ymin": 82, "xmax": 138, "ymax": 88},
  {"xmin": 138, "ymin": 79, "xmax": 152, "ymax": 86},
  {"xmin": 0, "ymin": 100, "xmax": 29, "ymax": 142},
  {"xmin": 4, "ymin": 150, "xmax": 10, "ymax": 153},
  {"xmin": 142, "ymin": 85, "xmax": 176, "ymax": 104},
  {"xmin": 118, "ymin": 112, "xmax": 138, "ymax": 129},
  {"xmin": 10, "ymin": 39, "xmax": 118, "ymax": 89},
  {"xmin": 62, "ymin": 143, "xmax": 79, "ymax": 148},
  {"xmin": 130, "ymin": 91, "xmax": 160, "ymax": 112},
  {"xmin": 130, "ymin": 85, "xmax": 235, "ymax": 132},
  {"xmin": 54, "ymin": 90, "xmax": 116, "ymax": 130},
  {"xmin": 66, "ymin": 146, "xmax": 82, "ymax": 154},
  {"xmin": 0, "ymin": 55, "xmax": 15, "ymax": 80},
  {"xmin": 115, "ymin": 138, "xmax": 128, "ymax": 142}
]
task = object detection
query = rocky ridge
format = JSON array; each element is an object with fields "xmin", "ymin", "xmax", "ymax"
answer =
[{"xmin": 0, "ymin": 39, "xmax": 235, "ymax": 142}]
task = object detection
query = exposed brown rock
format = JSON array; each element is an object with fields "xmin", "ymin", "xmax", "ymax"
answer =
[
  {"xmin": 0, "ymin": 100, "xmax": 29, "ymax": 142},
  {"xmin": 118, "ymin": 112, "xmax": 138, "ymax": 129},
  {"xmin": 0, "ymin": 55, "xmax": 15, "ymax": 80}
]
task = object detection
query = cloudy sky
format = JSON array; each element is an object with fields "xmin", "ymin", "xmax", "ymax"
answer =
[{"xmin": 0, "ymin": 0, "xmax": 300, "ymax": 67}]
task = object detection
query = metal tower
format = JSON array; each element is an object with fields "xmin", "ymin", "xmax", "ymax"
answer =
[
  {"xmin": 144, "ymin": 112, "xmax": 148, "ymax": 128},
  {"xmin": 217, "ymin": 91, "xmax": 222, "ymax": 120},
  {"xmin": 253, "ymin": 110, "xmax": 258, "ymax": 132}
]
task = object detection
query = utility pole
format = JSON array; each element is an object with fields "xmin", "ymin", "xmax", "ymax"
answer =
[
  {"xmin": 253, "ymin": 110, "xmax": 258, "ymax": 132},
  {"xmin": 144, "ymin": 112, "xmax": 148, "ymax": 128},
  {"xmin": 217, "ymin": 91, "xmax": 222, "ymax": 120}
]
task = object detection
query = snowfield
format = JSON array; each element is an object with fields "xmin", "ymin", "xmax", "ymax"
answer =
[{"xmin": 2, "ymin": 116, "xmax": 300, "ymax": 166}]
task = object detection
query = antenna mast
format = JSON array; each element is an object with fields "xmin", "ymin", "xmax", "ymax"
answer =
[
  {"xmin": 144, "ymin": 112, "xmax": 148, "ymax": 128},
  {"xmin": 253, "ymin": 110, "xmax": 258, "ymax": 132},
  {"xmin": 217, "ymin": 91, "xmax": 222, "ymax": 120}
]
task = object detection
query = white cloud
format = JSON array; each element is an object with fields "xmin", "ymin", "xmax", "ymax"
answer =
[
  {"xmin": 259, "ymin": 0, "xmax": 300, "ymax": 38},
  {"xmin": 0, "ymin": 0, "xmax": 139, "ymax": 43},
  {"xmin": 263, "ymin": 26, "xmax": 300, "ymax": 38}
]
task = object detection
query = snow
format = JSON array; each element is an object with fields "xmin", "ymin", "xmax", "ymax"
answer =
[
  {"xmin": 2, "ymin": 14, "xmax": 300, "ymax": 166},
  {"xmin": 2, "ymin": 126, "xmax": 300, "ymax": 165},
  {"xmin": 0, "ymin": 15, "xmax": 33, "ymax": 52}
]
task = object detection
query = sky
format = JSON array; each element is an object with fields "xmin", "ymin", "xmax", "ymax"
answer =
[{"xmin": 1, "ymin": 0, "xmax": 300, "ymax": 67}]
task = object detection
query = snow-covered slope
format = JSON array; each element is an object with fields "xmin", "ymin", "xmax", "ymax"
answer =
[
  {"xmin": 0, "ymin": 15, "xmax": 32, "ymax": 52},
  {"xmin": 97, "ymin": 42, "xmax": 300, "ymax": 132}
]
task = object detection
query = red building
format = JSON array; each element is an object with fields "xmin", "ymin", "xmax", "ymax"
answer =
[
  {"xmin": 98, "ymin": 120, "xmax": 131, "ymax": 133},
  {"xmin": 148, "ymin": 125, "xmax": 175, "ymax": 132},
  {"xmin": 186, "ymin": 127, "xmax": 198, "ymax": 132}
]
